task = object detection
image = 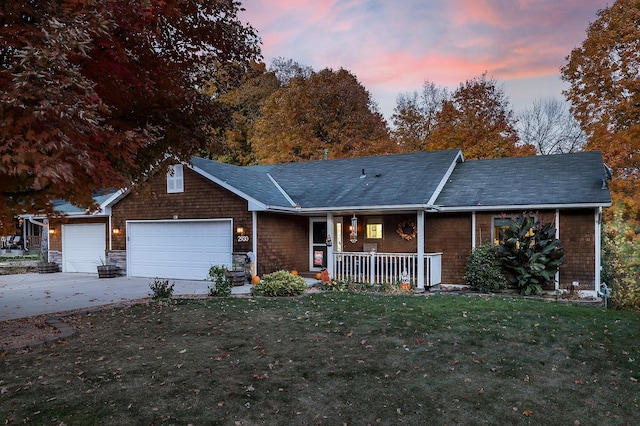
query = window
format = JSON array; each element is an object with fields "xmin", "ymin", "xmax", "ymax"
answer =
[
  {"xmin": 493, "ymin": 217, "xmax": 511, "ymax": 245},
  {"xmin": 167, "ymin": 164, "xmax": 184, "ymax": 193},
  {"xmin": 366, "ymin": 217, "xmax": 383, "ymax": 240},
  {"xmin": 493, "ymin": 216, "xmax": 534, "ymax": 245}
]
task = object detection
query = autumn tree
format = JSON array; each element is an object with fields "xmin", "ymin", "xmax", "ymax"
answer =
[
  {"xmin": 428, "ymin": 74, "xmax": 535, "ymax": 159},
  {"xmin": 560, "ymin": 0, "xmax": 640, "ymax": 220},
  {"xmin": 392, "ymin": 81, "xmax": 449, "ymax": 152},
  {"xmin": 517, "ymin": 97, "xmax": 585, "ymax": 155},
  {"xmin": 269, "ymin": 56, "xmax": 313, "ymax": 86},
  {"xmin": 0, "ymin": 0, "xmax": 260, "ymax": 223},
  {"xmin": 561, "ymin": 0, "xmax": 640, "ymax": 309},
  {"xmin": 251, "ymin": 68, "xmax": 394, "ymax": 163}
]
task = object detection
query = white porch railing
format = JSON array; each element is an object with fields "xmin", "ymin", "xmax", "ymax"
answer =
[{"xmin": 331, "ymin": 252, "xmax": 442, "ymax": 288}]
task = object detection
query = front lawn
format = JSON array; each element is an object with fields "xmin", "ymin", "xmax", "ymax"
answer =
[{"xmin": 1, "ymin": 293, "xmax": 638, "ymax": 425}]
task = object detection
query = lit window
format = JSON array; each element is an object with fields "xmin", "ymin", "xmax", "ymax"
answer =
[
  {"xmin": 167, "ymin": 164, "xmax": 184, "ymax": 193},
  {"xmin": 493, "ymin": 217, "xmax": 511, "ymax": 245},
  {"xmin": 366, "ymin": 218, "xmax": 383, "ymax": 240},
  {"xmin": 493, "ymin": 216, "xmax": 534, "ymax": 245}
]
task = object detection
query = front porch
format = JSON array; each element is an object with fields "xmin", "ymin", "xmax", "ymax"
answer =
[{"xmin": 331, "ymin": 251, "xmax": 442, "ymax": 290}]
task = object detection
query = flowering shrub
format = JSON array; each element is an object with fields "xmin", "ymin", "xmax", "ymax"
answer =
[{"xmin": 463, "ymin": 244, "xmax": 507, "ymax": 293}]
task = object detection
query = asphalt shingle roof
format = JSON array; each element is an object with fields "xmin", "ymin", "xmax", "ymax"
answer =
[
  {"xmin": 193, "ymin": 150, "xmax": 462, "ymax": 210},
  {"xmin": 434, "ymin": 151, "xmax": 612, "ymax": 208}
]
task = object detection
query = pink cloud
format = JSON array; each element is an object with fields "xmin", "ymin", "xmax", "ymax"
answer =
[{"xmin": 240, "ymin": 0, "xmax": 609, "ymax": 117}]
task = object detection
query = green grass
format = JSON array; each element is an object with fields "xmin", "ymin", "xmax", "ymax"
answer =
[{"xmin": 1, "ymin": 293, "xmax": 639, "ymax": 425}]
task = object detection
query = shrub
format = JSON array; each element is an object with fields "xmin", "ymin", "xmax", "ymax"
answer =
[
  {"xmin": 149, "ymin": 278, "xmax": 175, "ymax": 299},
  {"xmin": 463, "ymin": 243, "xmax": 507, "ymax": 292},
  {"xmin": 208, "ymin": 265, "xmax": 233, "ymax": 297},
  {"xmin": 497, "ymin": 213, "xmax": 565, "ymax": 295},
  {"xmin": 602, "ymin": 211, "xmax": 640, "ymax": 310},
  {"xmin": 252, "ymin": 270, "xmax": 307, "ymax": 297}
]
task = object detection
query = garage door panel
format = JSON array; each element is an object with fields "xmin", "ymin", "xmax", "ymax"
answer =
[
  {"xmin": 62, "ymin": 224, "xmax": 106, "ymax": 273},
  {"xmin": 128, "ymin": 221, "xmax": 232, "ymax": 280}
]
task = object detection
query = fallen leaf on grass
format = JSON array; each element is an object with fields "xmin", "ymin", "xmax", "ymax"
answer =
[
  {"xmin": 523, "ymin": 409, "xmax": 532, "ymax": 417},
  {"xmin": 253, "ymin": 373, "xmax": 268, "ymax": 380},
  {"xmin": 179, "ymin": 349, "xmax": 187, "ymax": 354},
  {"xmin": 631, "ymin": 377, "xmax": 638, "ymax": 383}
]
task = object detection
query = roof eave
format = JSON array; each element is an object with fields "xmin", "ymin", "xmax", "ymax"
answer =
[{"xmin": 438, "ymin": 202, "xmax": 612, "ymax": 212}]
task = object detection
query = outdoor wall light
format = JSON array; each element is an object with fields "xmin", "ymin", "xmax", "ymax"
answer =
[
  {"xmin": 48, "ymin": 228, "xmax": 55, "ymax": 235},
  {"xmin": 349, "ymin": 214, "xmax": 358, "ymax": 243},
  {"xmin": 112, "ymin": 228, "xmax": 121, "ymax": 235},
  {"xmin": 236, "ymin": 225, "xmax": 245, "ymax": 236}
]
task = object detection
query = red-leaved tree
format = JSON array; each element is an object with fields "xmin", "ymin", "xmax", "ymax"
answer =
[{"xmin": 0, "ymin": 0, "xmax": 260, "ymax": 224}]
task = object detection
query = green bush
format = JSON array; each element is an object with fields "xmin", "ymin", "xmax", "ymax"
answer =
[
  {"xmin": 252, "ymin": 270, "xmax": 307, "ymax": 297},
  {"xmin": 463, "ymin": 243, "xmax": 507, "ymax": 292},
  {"xmin": 208, "ymin": 265, "xmax": 233, "ymax": 297},
  {"xmin": 149, "ymin": 278, "xmax": 175, "ymax": 299},
  {"xmin": 497, "ymin": 214, "xmax": 565, "ymax": 295}
]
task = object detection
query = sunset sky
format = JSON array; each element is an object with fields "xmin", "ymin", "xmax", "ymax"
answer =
[{"xmin": 240, "ymin": 0, "xmax": 608, "ymax": 120}]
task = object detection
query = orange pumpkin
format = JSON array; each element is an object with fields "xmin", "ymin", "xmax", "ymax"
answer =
[
  {"xmin": 315, "ymin": 272, "xmax": 322, "ymax": 280},
  {"xmin": 291, "ymin": 270, "xmax": 298, "ymax": 276},
  {"xmin": 251, "ymin": 276, "xmax": 261, "ymax": 285},
  {"xmin": 400, "ymin": 282, "xmax": 411, "ymax": 291}
]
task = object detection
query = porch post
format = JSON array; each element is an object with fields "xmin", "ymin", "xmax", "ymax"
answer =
[
  {"xmin": 555, "ymin": 209, "xmax": 560, "ymax": 291},
  {"xmin": 417, "ymin": 210, "xmax": 425, "ymax": 292},
  {"xmin": 326, "ymin": 213, "xmax": 334, "ymax": 278},
  {"xmin": 471, "ymin": 211, "xmax": 477, "ymax": 249},
  {"xmin": 252, "ymin": 211, "xmax": 258, "ymax": 276}
]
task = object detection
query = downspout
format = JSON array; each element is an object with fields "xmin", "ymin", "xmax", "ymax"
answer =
[{"xmin": 595, "ymin": 207, "xmax": 602, "ymax": 293}]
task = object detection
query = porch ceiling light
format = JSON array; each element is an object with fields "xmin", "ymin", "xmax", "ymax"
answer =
[{"xmin": 350, "ymin": 214, "xmax": 358, "ymax": 243}]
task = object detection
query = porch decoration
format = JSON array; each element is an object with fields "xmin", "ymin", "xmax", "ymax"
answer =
[
  {"xmin": 350, "ymin": 214, "xmax": 358, "ymax": 243},
  {"xmin": 396, "ymin": 220, "xmax": 417, "ymax": 241},
  {"xmin": 400, "ymin": 270, "xmax": 411, "ymax": 292}
]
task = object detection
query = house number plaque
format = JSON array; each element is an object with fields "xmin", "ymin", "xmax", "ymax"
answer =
[{"xmin": 237, "ymin": 235, "xmax": 249, "ymax": 242}]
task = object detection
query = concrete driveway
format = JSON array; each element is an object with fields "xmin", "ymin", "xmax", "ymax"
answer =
[{"xmin": 0, "ymin": 273, "xmax": 252, "ymax": 321}]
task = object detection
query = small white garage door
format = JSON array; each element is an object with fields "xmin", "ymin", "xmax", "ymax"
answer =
[
  {"xmin": 127, "ymin": 220, "xmax": 232, "ymax": 280},
  {"xmin": 62, "ymin": 223, "xmax": 106, "ymax": 273}
]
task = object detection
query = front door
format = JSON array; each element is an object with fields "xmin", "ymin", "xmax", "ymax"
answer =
[{"xmin": 310, "ymin": 218, "xmax": 327, "ymax": 270}]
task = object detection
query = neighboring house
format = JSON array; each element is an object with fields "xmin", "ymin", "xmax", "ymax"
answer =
[{"xmin": 37, "ymin": 149, "xmax": 611, "ymax": 296}]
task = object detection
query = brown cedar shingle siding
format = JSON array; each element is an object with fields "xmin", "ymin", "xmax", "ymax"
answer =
[
  {"xmin": 256, "ymin": 213, "xmax": 308, "ymax": 276},
  {"xmin": 559, "ymin": 210, "xmax": 596, "ymax": 289},
  {"xmin": 474, "ymin": 210, "xmax": 595, "ymax": 289},
  {"xmin": 111, "ymin": 167, "xmax": 253, "ymax": 252},
  {"xmin": 424, "ymin": 213, "xmax": 472, "ymax": 284},
  {"xmin": 340, "ymin": 215, "xmax": 418, "ymax": 253}
]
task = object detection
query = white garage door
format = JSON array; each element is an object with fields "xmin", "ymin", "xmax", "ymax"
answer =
[
  {"xmin": 127, "ymin": 220, "xmax": 232, "ymax": 280},
  {"xmin": 62, "ymin": 223, "xmax": 106, "ymax": 273}
]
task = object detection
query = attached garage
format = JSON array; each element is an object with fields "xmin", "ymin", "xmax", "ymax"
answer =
[
  {"xmin": 62, "ymin": 223, "xmax": 106, "ymax": 273},
  {"xmin": 127, "ymin": 220, "xmax": 233, "ymax": 280}
]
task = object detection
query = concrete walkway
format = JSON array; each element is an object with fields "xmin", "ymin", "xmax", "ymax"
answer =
[{"xmin": 0, "ymin": 273, "xmax": 253, "ymax": 321}]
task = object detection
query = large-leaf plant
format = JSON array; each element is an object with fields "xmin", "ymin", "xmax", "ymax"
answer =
[{"xmin": 497, "ymin": 214, "xmax": 565, "ymax": 295}]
